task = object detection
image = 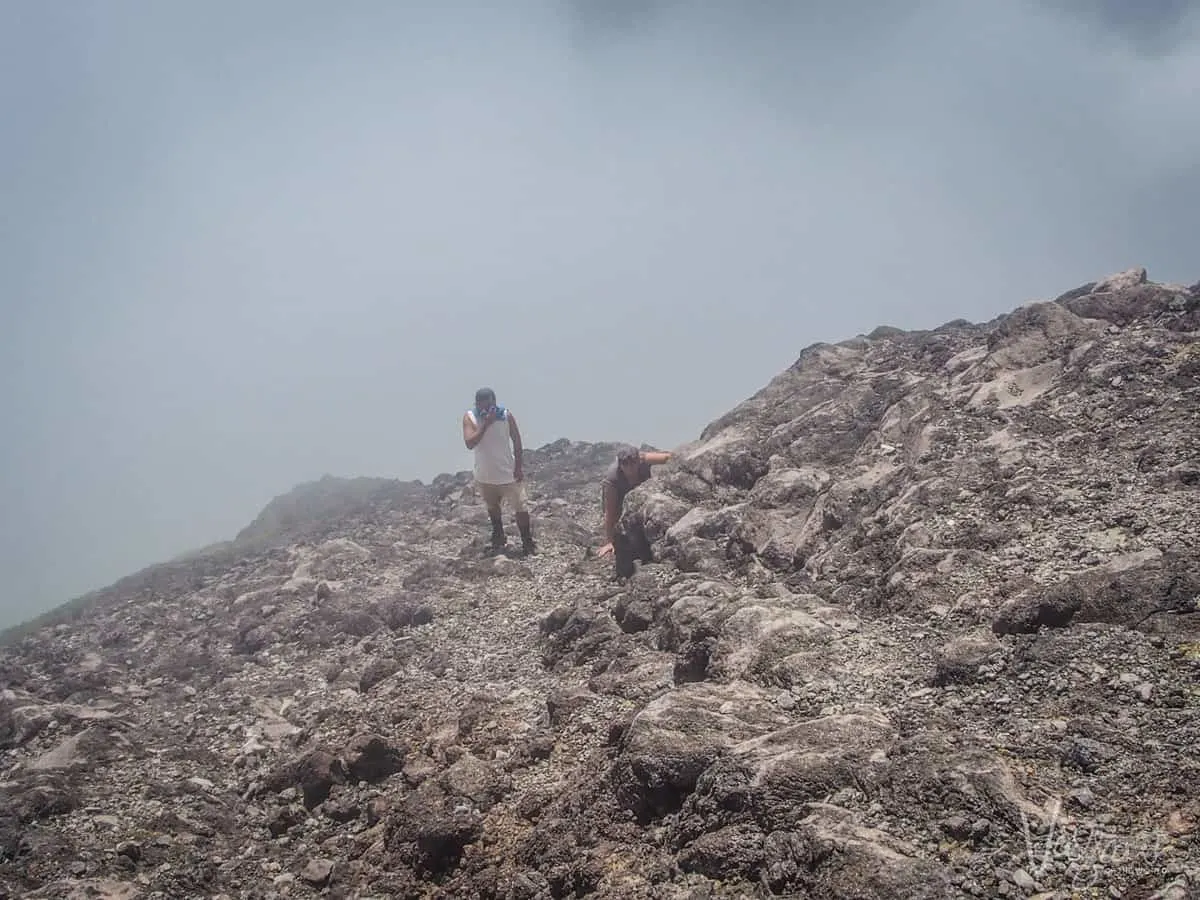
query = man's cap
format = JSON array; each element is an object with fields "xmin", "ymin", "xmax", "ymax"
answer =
[
  {"xmin": 475, "ymin": 387, "xmax": 496, "ymax": 404},
  {"xmin": 617, "ymin": 445, "xmax": 640, "ymax": 463}
]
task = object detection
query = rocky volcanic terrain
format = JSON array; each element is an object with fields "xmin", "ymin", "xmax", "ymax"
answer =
[{"xmin": 2, "ymin": 268, "xmax": 1199, "ymax": 900}]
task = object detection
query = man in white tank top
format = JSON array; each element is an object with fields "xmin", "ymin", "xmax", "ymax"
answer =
[{"xmin": 462, "ymin": 387, "xmax": 535, "ymax": 555}]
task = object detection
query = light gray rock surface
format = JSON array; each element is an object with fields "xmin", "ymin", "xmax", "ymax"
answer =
[{"xmin": 1, "ymin": 271, "xmax": 1198, "ymax": 899}]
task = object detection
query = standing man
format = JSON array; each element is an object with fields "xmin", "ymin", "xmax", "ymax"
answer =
[
  {"xmin": 462, "ymin": 387, "xmax": 535, "ymax": 556},
  {"xmin": 598, "ymin": 445, "xmax": 673, "ymax": 558}
]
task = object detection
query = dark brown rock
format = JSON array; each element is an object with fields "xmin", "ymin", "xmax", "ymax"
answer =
[
  {"xmin": 344, "ymin": 732, "xmax": 405, "ymax": 783},
  {"xmin": 384, "ymin": 781, "xmax": 483, "ymax": 877},
  {"xmin": 265, "ymin": 749, "xmax": 346, "ymax": 809},
  {"xmin": 992, "ymin": 582, "xmax": 1083, "ymax": 635}
]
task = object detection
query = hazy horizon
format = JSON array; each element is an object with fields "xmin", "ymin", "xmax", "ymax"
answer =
[{"xmin": 3, "ymin": 0, "xmax": 1199, "ymax": 629}]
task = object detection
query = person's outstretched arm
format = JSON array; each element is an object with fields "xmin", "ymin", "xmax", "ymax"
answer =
[{"xmin": 643, "ymin": 450, "xmax": 673, "ymax": 466}]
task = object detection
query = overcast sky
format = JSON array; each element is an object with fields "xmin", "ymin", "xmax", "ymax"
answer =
[{"xmin": 2, "ymin": 0, "xmax": 1198, "ymax": 629}]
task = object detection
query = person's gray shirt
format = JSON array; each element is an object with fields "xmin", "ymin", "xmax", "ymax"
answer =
[{"xmin": 602, "ymin": 457, "xmax": 652, "ymax": 513}]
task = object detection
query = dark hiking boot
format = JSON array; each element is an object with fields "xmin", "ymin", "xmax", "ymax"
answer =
[
  {"xmin": 517, "ymin": 513, "xmax": 536, "ymax": 556},
  {"xmin": 486, "ymin": 511, "xmax": 507, "ymax": 555}
]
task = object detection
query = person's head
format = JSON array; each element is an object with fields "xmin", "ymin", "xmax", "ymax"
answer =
[
  {"xmin": 475, "ymin": 387, "xmax": 496, "ymax": 410},
  {"xmin": 617, "ymin": 445, "xmax": 641, "ymax": 477}
]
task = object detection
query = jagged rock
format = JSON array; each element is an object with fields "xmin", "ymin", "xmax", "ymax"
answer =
[
  {"xmin": 1, "ymin": 269, "xmax": 1198, "ymax": 899},
  {"xmin": 21, "ymin": 725, "xmax": 133, "ymax": 773},
  {"xmin": 0, "ymin": 688, "xmax": 52, "ymax": 748},
  {"xmin": 932, "ymin": 628, "xmax": 1002, "ymax": 684},
  {"xmin": 343, "ymin": 732, "xmax": 405, "ymax": 783},
  {"xmin": 611, "ymin": 681, "xmax": 794, "ymax": 822},
  {"xmin": 375, "ymin": 593, "xmax": 435, "ymax": 629},
  {"xmin": 992, "ymin": 575, "xmax": 1089, "ymax": 634},
  {"xmin": 439, "ymin": 751, "xmax": 511, "ymax": 811},
  {"xmin": 545, "ymin": 685, "xmax": 597, "ymax": 728},
  {"xmin": 359, "ymin": 658, "xmax": 399, "ymax": 692},
  {"xmin": 384, "ymin": 780, "xmax": 484, "ymax": 877},
  {"xmin": 781, "ymin": 804, "xmax": 956, "ymax": 898},
  {"xmin": 538, "ymin": 599, "xmax": 622, "ymax": 670},
  {"xmin": 265, "ymin": 748, "xmax": 346, "ymax": 809},
  {"xmin": 0, "ymin": 775, "xmax": 80, "ymax": 841},
  {"xmin": 266, "ymin": 803, "xmax": 305, "ymax": 836},
  {"xmin": 670, "ymin": 708, "xmax": 896, "ymax": 865},
  {"xmin": 299, "ymin": 857, "xmax": 334, "ymax": 886}
]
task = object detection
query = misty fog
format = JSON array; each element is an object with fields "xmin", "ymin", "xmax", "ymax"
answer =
[{"xmin": 2, "ymin": 0, "xmax": 1198, "ymax": 629}]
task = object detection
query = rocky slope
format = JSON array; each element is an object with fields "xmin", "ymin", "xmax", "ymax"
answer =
[{"xmin": 2, "ymin": 268, "xmax": 1198, "ymax": 900}]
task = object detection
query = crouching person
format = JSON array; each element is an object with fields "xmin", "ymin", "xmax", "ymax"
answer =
[{"xmin": 598, "ymin": 445, "xmax": 672, "ymax": 576}]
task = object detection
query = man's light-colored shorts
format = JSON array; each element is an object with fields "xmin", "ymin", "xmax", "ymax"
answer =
[{"xmin": 477, "ymin": 480, "xmax": 528, "ymax": 512}]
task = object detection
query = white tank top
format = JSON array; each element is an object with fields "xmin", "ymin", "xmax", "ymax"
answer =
[{"xmin": 467, "ymin": 409, "xmax": 515, "ymax": 484}]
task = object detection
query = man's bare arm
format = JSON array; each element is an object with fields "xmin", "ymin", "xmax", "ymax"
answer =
[
  {"xmin": 603, "ymin": 485, "xmax": 620, "ymax": 542},
  {"xmin": 508, "ymin": 413, "xmax": 524, "ymax": 478},
  {"xmin": 463, "ymin": 412, "xmax": 492, "ymax": 450},
  {"xmin": 643, "ymin": 450, "xmax": 673, "ymax": 466}
]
